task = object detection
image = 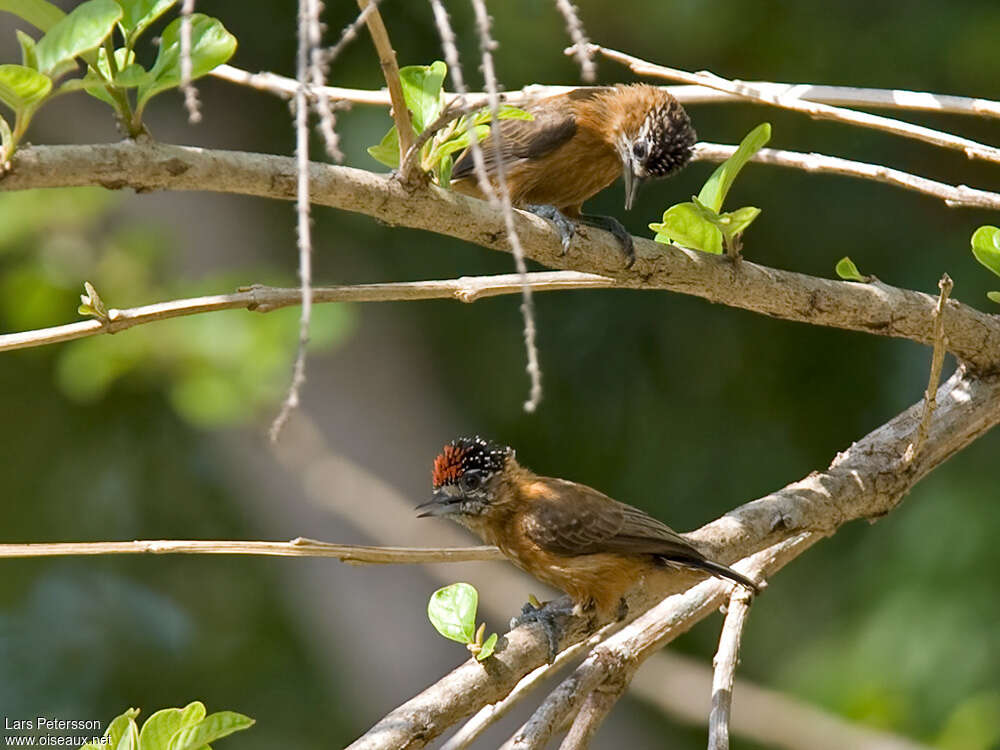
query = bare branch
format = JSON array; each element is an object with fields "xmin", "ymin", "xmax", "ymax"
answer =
[
  {"xmin": 0, "ymin": 273, "xmax": 616, "ymax": 354},
  {"xmin": 179, "ymin": 0, "xmax": 201, "ymax": 123},
  {"xmin": 694, "ymin": 143, "xmax": 1000, "ymax": 211},
  {"xmin": 270, "ymin": 0, "xmax": 321, "ymax": 443},
  {"xmin": 211, "ymin": 65, "xmax": 1000, "ymax": 118},
  {"xmin": 906, "ymin": 273, "xmax": 955, "ymax": 461},
  {"xmin": 590, "ymin": 44, "xmax": 1000, "ymax": 163},
  {"xmin": 346, "ymin": 368, "xmax": 1000, "ymax": 749},
  {"xmin": 553, "ymin": 1, "xmax": 595, "ymax": 82},
  {"xmin": 6, "ymin": 142, "xmax": 1000, "ymax": 372},
  {"xmin": 559, "ymin": 683, "xmax": 626, "ymax": 749},
  {"xmin": 358, "ymin": 0, "xmax": 414, "ymax": 161},
  {"xmin": 468, "ymin": 0, "xmax": 544, "ymax": 411},
  {"xmin": 708, "ymin": 588, "xmax": 755, "ymax": 750},
  {"xmin": 0, "ymin": 538, "xmax": 503, "ymax": 563}
]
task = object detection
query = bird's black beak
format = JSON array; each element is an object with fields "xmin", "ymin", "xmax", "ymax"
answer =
[
  {"xmin": 416, "ymin": 489, "xmax": 460, "ymax": 518},
  {"xmin": 622, "ymin": 155, "xmax": 642, "ymax": 211}
]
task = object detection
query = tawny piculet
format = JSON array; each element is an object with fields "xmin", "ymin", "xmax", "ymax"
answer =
[
  {"xmin": 450, "ymin": 84, "xmax": 697, "ymax": 266},
  {"xmin": 417, "ymin": 437, "xmax": 757, "ymax": 650}
]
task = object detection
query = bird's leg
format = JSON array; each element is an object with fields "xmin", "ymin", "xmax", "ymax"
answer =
[
  {"xmin": 577, "ymin": 214, "xmax": 636, "ymax": 268},
  {"xmin": 510, "ymin": 597, "xmax": 574, "ymax": 664},
  {"xmin": 524, "ymin": 204, "xmax": 577, "ymax": 256}
]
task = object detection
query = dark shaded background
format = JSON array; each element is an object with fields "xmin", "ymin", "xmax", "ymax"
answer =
[{"xmin": 1, "ymin": 1, "xmax": 999, "ymax": 748}]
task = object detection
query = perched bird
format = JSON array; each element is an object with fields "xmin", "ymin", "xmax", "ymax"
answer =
[
  {"xmin": 417, "ymin": 437, "xmax": 757, "ymax": 654},
  {"xmin": 450, "ymin": 84, "xmax": 697, "ymax": 266}
]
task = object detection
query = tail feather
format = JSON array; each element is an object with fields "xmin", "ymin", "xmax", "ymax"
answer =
[{"xmin": 658, "ymin": 555, "xmax": 760, "ymax": 594}]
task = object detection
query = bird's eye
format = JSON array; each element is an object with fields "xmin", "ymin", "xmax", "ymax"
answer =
[
  {"xmin": 632, "ymin": 141, "xmax": 649, "ymax": 161},
  {"xmin": 460, "ymin": 472, "xmax": 483, "ymax": 492}
]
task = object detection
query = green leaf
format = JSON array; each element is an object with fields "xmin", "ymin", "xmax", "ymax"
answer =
[
  {"xmin": 0, "ymin": 113, "xmax": 11, "ymax": 153},
  {"xmin": 398, "ymin": 60, "xmax": 446, "ymax": 133},
  {"xmin": 428, "ymin": 582, "xmax": 479, "ymax": 644},
  {"xmin": 697, "ymin": 122, "xmax": 771, "ymax": 212},
  {"xmin": 367, "ymin": 125, "xmax": 400, "ymax": 168},
  {"xmin": 0, "ymin": 0, "xmax": 65, "ymax": 31},
  {"xmin": 117, "ymin": 0, "xmax": 177, "ymax": 45},
  {"xmin": 135, "ymin": 13, "xmax": 236, "ymax": 111},
  {"xmin": 971, "ymin": 225, "xmax": 1000, "ymax": 279},
  {"xmin": 426, "ymin": 123, "xmax": 489, "ymax": 169},
  {"xmin": 476, "ymin": 632, "xmax": 498, "ymax": 661},
  {"xmin": 16, "ymin": 29, "xmax": 39, "ymax": 69},
  {"xmin": 0, "ymin": 64, "xmax": 52, "ymax": 112},
  {"xmin": 471, "ymin": 104, "xmax": 533, "ymax": 126},
  {"xmin": 115, "ymin": 718, "xmax": 140, "ymax": 750},
  {"xmin": 718, "ymin": 205, "xmax": 761, "ymax": 239},
  {"xmin": 95, "ymin": 708, "xmax": 141, "ymax": 750},
  {"xmin": 138, "ymin": 707, "xmax": 190, "ymax": 750},
  {"xmin": 835, "ymin": 256, "xmax": 866, "ymax": 282},
  {"xmin": 650, "ymin": 202, "xmax": 724, "ymax": 254},
  {"xmin": 168, "ymin": 711, "xmax": 254, "ymax": 750},
  {"xmin": 35, "ymin": 0, "xmax": 121, "ymax": 76},
  {"xmin": 987, "ymin": 291, "xmax": 1000, "ymax": 304}
]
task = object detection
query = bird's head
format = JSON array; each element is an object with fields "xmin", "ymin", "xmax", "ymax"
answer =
[
  {"xmin": 417, "ymin": 436, "xmax": 515, "ymax": 521},
  {"xmin": 616, "ymin": 88, "xmax": 697, "ymax": 210}
]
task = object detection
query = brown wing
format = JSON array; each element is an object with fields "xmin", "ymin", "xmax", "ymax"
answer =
[
  {"xmin": 522, "ymin": 478, "xmax": 705, "ymax": 561},
  {"xmin": 451, "ymin": 107, "xmax": 576, "ymax": 181}
]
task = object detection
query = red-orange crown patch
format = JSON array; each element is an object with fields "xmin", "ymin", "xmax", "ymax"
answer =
[{"xmin": 432, "ymin": 443, "xmax": 466, "ymax": 488}]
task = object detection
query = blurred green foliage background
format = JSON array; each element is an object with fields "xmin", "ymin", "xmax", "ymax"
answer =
[{"xmin": 1, "ymin": 1, "xmax": 999, "ymax": 748}]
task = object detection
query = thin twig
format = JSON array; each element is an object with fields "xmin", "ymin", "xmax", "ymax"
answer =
[
  {"xmin": 553, "ymin": 0, "xmax": 595, "ymax": 82},
  {"xmin": 0, "ymin": 273, "xmax": 615, "ymax": 354},
  {"xmin": 694, "ymin": 143, "xmax": 1000, "ymax": 211},
  {"xmin": 270, "ymin": 0, "xmax": 321, "ymax": 443},
  {"xmin": 399, "ymin": 96, "xmax": 465, "ymax": 185},
  {"xmin": 905, "ymin": 273, "xmax": 954, "ymax": 461},
  {"xmin": 359, "ymin": 0, "xmax": 414, "ymax": 162},
  {"xmin": 591, "ymin": 44, "xmax": 1000, "ymax": 163},
  {"xmin": 559, "ymin": 684, "xmax": 625, "ymax": 749},
  {"xmin": 470, "ymin": 0, "xmax": 544, "ymax": 412},
  {"xmin": 427, "ymin": 0, "xmax": 495, "ymax": 200},
  {"xmin": 307, "ymin": 0, "xmax": 344, "ymax": 162},
  {"xmin": 0, "ymin": 538, "xmax": 503, "ymax": 563},
  {"xmin": 210, "ymin": 64, "xmax": 1000, "ymax": 119},
  {"xmin": 326, "ymin": 0, "xmax": 380, "ymax": 65},
  {"xmin": 179, "ymin": 0, "xmax": 201, "ymax": 123},
  {"xmin": 708, "ymin": 588, "xmax": 755, "ymax": 750}
]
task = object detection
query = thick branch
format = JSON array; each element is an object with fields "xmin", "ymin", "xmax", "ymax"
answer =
[
  {"xmin": 347, "ymin": 368, "xmax": 1000, "ymax": 749},
  {"xmin": 4, "ymin": 142, "xmax": 1000, "ymax": 372},
  {"xmin": 0, "ymin": 538, "xmax": 503, "ymax": 563}
]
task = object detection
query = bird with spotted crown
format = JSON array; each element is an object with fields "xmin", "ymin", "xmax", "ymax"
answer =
[
  {"xmin": 449, "ymin": 84, "xmax": 697, "ymax": 267},
  {"xmin": 416, "ymin": 437, "xmax": 758, "ymax": 659}
]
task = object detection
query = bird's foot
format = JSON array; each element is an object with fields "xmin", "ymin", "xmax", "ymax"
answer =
[
  {"xmin": 510, "ymin": 597, "xmax": 574, "ymax": 664},
  {"xmin": 524, "ymin": 204, "xmax": 576, "ymax": 256},
  {"xmin": 578, "ymin": 213, "xmax": 636, "ymax": 268}
]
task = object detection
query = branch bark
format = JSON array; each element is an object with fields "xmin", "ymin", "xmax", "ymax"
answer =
[
  {"xmin": 4, "ymin": 142, "xmax": 1000, "ymax": 373},
  {"xmin": 0, "ymin": 538, "xmax": 504, "ymax": 563}
]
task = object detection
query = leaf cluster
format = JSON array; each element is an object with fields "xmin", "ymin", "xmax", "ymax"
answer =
[
  {"xmin": 650, "ymin": 122, "xmax": 770, "ymax": 255},
  {"xmin": 367, "ymin": 60, "xmax": 530, "ymax": 186},
  {"xmin": 80, "ymin": 702, "xmax": 253, "ymax": 750},
  {"xmin": 0, "ymin": 0, "xmax": 236, "ymax": 159}
]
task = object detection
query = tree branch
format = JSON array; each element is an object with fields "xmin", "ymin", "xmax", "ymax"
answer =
[
  {"xmin": 346, "ymin": 368, "xmax": 1000, "ymax": 749},
  {"xmin": 210, "ymin": 64, "xmax": 1000, "ymax": 118},
  {"xmin": 693, "ymin": 142, "xmax": 1000, "ymax": 211},
  {"xmin": 5, "ymin": 142, "xmax": 1000, "ymax": 373},
  {"xmin": 0, "ymin": 538, "xmax": 503, "ymax": 563},
  {"xmin": 590, "ymin": 44, "xmax": 1000, "ymax": 163},
  {"xmin": 708, "ymin": 588, "xmax": 755, "ymax": 750},
  {"xmin": 0, "ymin": 273, "xmax": 617, "ymax": 354},
  {"xmin": 357, "ymin": 0, "xmax": 413, "ymax": 161}
]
